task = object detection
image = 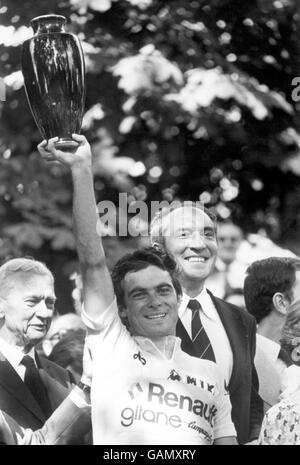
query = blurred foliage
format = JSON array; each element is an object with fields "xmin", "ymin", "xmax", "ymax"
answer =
[{"xmin": 0, "ymin": 0, "xmax": 300, "ymax": 311}]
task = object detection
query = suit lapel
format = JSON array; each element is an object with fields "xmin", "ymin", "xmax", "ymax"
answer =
[
  {"xmin": 207, "ymin": 291, "xmax": 248, "ymax": 393},
  {"xmin": 0, "ymin": 353, "xmax": 46, "ymax": 423},
  {"xmin": 176, "ymin": 318, "xmax": 196, "ymax": 357}
]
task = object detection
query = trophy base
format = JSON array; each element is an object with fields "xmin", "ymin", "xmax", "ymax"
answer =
[{"xmin": 54, "ymin": 139, "xmax": 79, "ymax": 150}]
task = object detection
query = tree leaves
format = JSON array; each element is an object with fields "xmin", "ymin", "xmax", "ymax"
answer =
[{"xmin": 0, "ymin": 0, "xmax": 299, "ymax": 314}]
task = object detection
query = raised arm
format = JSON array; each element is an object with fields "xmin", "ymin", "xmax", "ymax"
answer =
[{"xmin": 38, "ymin": 134, "xmax": 114, "ymax": 319}]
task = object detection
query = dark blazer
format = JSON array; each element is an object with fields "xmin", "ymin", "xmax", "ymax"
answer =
[
  {"xmin": 176, "ymin": 290, "xmax": 264, "ymax": 444},
  {"xmin": 0, "ymin": 351, "xmax": 74, "ymax": 431}
]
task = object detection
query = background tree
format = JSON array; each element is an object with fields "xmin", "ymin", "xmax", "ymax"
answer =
[{"xmin": 0, "ymin": 0, "xmax": 299, "ymax": 312}]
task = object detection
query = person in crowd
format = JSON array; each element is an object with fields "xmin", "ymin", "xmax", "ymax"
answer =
[
  {"xmin": 258, "ymin": 299, "xmax": 300, "ymax": 445},
  {"xmin": 150, "ymin": 204, "xmax": 263, "ymax": 444},
  {"xmin": 48, "ymin": 328, "xmax": 86, "ymax": 383},
  {"xmin": 38, "ymin": 134, "xmax": 237, "ymax": 445},
  {"xmin": 206, "ymin": 221, "xmax": 246, "ymax": 301},
  {"xmin": 258, "ymin": 375, "xmax": 300, "ymax": 445},
  {"xmin": 281, "ymin": 291, "xmax": 300, "ymax": 367},
  {"xmin": 0, "ymin": 257, "xmax": 81, "ymax": 436},
  {"xmin": 244, "ymin": 258, "xmax": 300, "ymax": 412},
  {"xmin": 42, "ymin": 312, "xmax": 85, "ymax": 357},
  {"xmin": 0, "ymin": 341, "xmax": 92, "ymax": 445}
]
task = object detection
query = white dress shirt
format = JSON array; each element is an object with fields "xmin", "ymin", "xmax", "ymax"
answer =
[
  {"xmin": 178, "ymin": 288, "xmax": 233, "ymax": 385},
  {"xmin": 0, "ymin": 337, "xmax": 37, "ymax": 381}
]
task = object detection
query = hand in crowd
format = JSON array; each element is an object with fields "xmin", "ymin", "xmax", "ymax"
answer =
[{"xmin": 37, "ymin": 134, "xmax": 92, "ymax": 169}]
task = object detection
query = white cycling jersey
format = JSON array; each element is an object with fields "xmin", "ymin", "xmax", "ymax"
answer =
[{"xmin": 83, "ymin": 298, "xmax": 236, "ymax": 445}]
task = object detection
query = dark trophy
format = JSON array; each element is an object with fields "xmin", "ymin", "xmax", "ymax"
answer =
[{"xmin": 22, "ymin": 14, "xmax": 86, "ymax": 149}]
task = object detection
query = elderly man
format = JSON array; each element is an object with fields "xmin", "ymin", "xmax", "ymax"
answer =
[
  {"xmin": 0, "ymin": 258, "xmax": 77, "ymax": 432},
  {"xmin": 149, "ymin": 204, "xmax": 263, "ymax": 444},
  {"xmin": 38, "ymin": 135, "xmax": 237, "ymax": 445}
]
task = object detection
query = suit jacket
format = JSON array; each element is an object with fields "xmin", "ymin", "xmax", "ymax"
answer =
[
  {"xmin": 0, "ymin": 393, "xmax": 91, "ymax": 445},
  {"xmin": 0, "ymin": 351, "xmax": 74, "ymax": 431},
  {"xmin": 176, "ymin": 290, "xmax": 264, "ymax": 444}
]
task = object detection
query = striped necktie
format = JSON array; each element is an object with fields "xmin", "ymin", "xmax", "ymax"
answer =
[{"xmin": 188, "ymin": 299, "xmax": 216, "ymax": 362}]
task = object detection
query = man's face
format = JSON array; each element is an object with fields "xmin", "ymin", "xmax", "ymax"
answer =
[
  {"xmin": 163, "ymin": 207, "xmax": 218, "ymax": 284},
  {"xmin": 217, "ymin": 223, "xmax": 242, "ymax": 265},
  {"xmin": 0, "ymin": 273, "xmax": 56, "ymax": 349},
  {"xmin": 121, "ymin": 265, "xmax": 179, "ymax": 338}
]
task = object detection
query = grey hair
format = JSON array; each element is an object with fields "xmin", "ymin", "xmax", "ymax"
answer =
[
  {"xmin": 0, "ymin": 257, "xmax": 54, "ymax": 297},
  {"xmin": 149, "ymin": 200, "xmax": 217, "ymax": 249}
]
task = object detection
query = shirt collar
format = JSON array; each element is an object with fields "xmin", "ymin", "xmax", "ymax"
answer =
[
  {"xmin": 0, "ymin": 337, "xmax": 36, "ymax": 369},
  {"xmin": 179, "ymin": 287, "xmax": 217, "ymax": 320},
  {"xmin": 134, "ymin": 335, "xmax": 181, "ymax": 359}
]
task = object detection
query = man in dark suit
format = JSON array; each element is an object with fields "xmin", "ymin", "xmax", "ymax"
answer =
[
  {"xmin": 0, "ymin": 375, "xmax": 91, "ymax": 444},
  {"xmin": 0, "ymin": 258, "xmax": 76, "ymax": 432},
  {"xmin": 150, "ymin": 203, "xmax": 264, "ymax": 444}
]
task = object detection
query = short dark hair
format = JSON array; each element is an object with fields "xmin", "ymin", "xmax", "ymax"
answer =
[
  {"xmin": 244, "ymin": 257, "xmax": 300, "ymax": 323},
  {"xmin": 111, "ymin": 246, "xmax": 182, "ymax": 310}
]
